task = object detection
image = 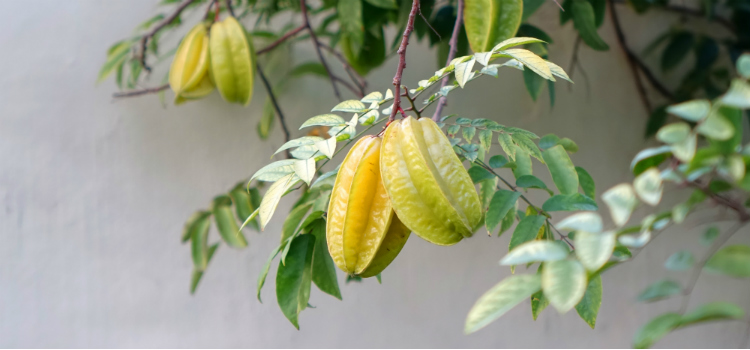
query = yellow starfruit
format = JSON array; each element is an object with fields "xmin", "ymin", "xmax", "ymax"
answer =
[
  {"xmin": 169, "ymin": 23, "xmax": 214, "ymax": 104},
  {"xmin": 208, "ymin": 16, "xmax": 256, "ymax": 106},
  {"xmin": 380, "ymin": 117, "xmax": 482, "ymax": 246},
  {"xmin": 327, "ymin": 136, "xmax": 411, "ymax": 277}
]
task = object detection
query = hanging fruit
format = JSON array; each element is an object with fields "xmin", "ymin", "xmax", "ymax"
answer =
[
  {"xmin": 209, "ymin": 16, "xmax": 256, "ymax": 106},
  {"xmin": 169, "ymin": 23, "xmax": 214, "ymax": 104},
  {"xmin": 380, "ymin": 117, "xmax": 483, "ymax": 246},
  {"xmin": 327, "ymin": 136, "xmax": 411, "ymax": 277}
]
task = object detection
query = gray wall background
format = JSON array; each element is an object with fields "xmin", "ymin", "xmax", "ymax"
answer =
[{"xmin": 2, "ymin": 0, "xmax": 749, "ymax": 347}]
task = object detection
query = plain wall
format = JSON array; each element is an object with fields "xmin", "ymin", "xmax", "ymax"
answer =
[{"xmin": 1, "ymin": 0, "xmax": 749, "ymax": 347}]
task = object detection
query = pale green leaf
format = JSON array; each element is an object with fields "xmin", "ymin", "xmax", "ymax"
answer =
[
  {"xmin": 556, "ymin": 212, "xmax": 602, "ymax": 233},
  {"xmin": 575, "ymin": 231, "xmax": 616, "ymax": 271},
  {"xmin": 299, "ymin": 114, "xmax": 346, "ymax": 129},
  {"xmin": 602, "ymin": 183, "xmax": 638, "ymax": 226},
  {"xmin": 542, "ymin": 259, "xmax": 587, "ymax": 313},
  {"xmin": 720, "ymin": 79, "xmax": 750, "ymax": 109},
  {"xmin": 212, "ymin": 196, "xmax": 248, "ymax": 248},
  {"xmin": 706, "ymin": 245, "xmax": 750, "ymax": 278},
  {"xmin": 656, "ymin": 122, "xmax": 691, "ymax": 144},
  {"xmin": 696, "ymin": 109, "xmax": 734, "ymax": 141},
  {"xmin": 455, "ymin": 58, "xmax": 476, "ymax": 88},
  {"xmin": 633, "ymin": 168, "xmax": 663, "ymax": 206},
  {"xmin": 666, "ymin": 99, "xmax": 710, "ymax": 122},
  {"xmin": 293, "ymin": 158, "xmax": 316, "ymax": 186},
  {"xmin": 465, "ymin": 275, "xmax": 542, "ymax": 334},
  {"xmin": 331, "ymin": 99, "xmax": 366, "ymax": 113},
  {"xmin": 498, "ymin": 48, "xmax": 554, "ymax": 81},
  {"xmin": 360, "ymin": 91, "xmax": 383, "ymax": 103},
  {"xmin": 500, "ymin": 241, "xmax": 569, "ymax": 265},
  {"xmin": 664, "ymin": 250, "xmax": 694, "ymax": 271},
  {"xmin": 259, "ymin": 173, "xmax": 299, "ymax": 230},
  {"xmin": 315, "ymin": 137, "xmax": 336, "ymax": 158},
  {"xmin": 637, "ymin": 279, "xmax": 682, "ymax": 302},
  {"xmin": 671, "ymin": 132, "xmax": 697, "ymax": 162},
  {"xmin": 274, "ymin": 136, "xmax": 324, "ymax": 156},
  {"xmin": 633, "ymin": 313, "xmax": 682, "ymax": 349},
  {"xmin": 546, "ymin": 60, "xmax": 573, "ymax": 83},
  {"xmin": 542, "ymin": 145, "xmax": 579, "ymax": 195}
]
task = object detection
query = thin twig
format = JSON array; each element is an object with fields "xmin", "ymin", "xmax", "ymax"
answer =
[
  {"xmin": 608, "ymin": 0, "xmax": 654, "ymax": 113},
  {"xmin": 401, "ymin": 87, "xmax": 422, "ymax": 118},
  {"xmin": 225, "ymin": 0, "xmax": 235, "ymax": 16},
  {"xmin": 113, "ymin": 84, "xmax": 169, "ymax": 98},
  {"xmin": 390, "ymin": 0, "xmax": 421, "ymax": 124},
  {"xmin": 431, "ymin": 0, "xmax": 463, "ymax": 121},
  {"xmin": 300, "ymin": 0, "xmax": 342, "ymax": 101},
  {"xmin": 257, "ymin": 63, "xmax": 292, "ymax": 157},
  {"xmin": 567, "ymin": 36, "xmax": 582, "ymax": 92},
  {"xmin": 679, "ymin": 222, "xmax": 745, "ymax": 314},
  {"xmin": 318, "ymin": 43, "xmax": 367, "ymax": 94},
  {"xmin": 255, "ymin": 24, "xmax": 307, "ymax": 55},
  {"xmin": 139, "ymin": 0, "xmax": 199, "ymax": 72}
]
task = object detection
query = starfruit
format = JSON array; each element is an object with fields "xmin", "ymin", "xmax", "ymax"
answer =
[
  {"xmin": 169, "ymin": 23, "xmax": 214, "ymax": 104},
  {"xmin": 327, "ymin": 136, "xmax": 411, "ymax": 277},
  {"xmin": 380, "ymin": 117, "xmax": 483, "ymax": 246},
  {"xmin": 209, "ymin": 17, "xmax": 256, "ymax": 106}
]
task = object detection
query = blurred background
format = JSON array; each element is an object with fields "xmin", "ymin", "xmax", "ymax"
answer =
[{"xmin": 1, "ymin": 0, "xmax": 749, "ymax": 347}]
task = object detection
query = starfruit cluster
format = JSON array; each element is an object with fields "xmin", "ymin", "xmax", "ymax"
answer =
[
  {"xmin": 327, "ymin": 117, "xmax": 482, "ymax": 277},
  {"xmin": 169, "ymin": 17, "xmax": 255, "ymax": 106}
]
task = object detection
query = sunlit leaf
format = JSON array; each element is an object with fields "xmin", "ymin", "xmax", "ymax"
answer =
[
  {"xmin": 465, "ymin": 275, "xmax": 542, "ymax": 334},
  {"xmin": 542, "ymin": 259, "xmax": 587, "ymax": 313},
  {"xmin": 500, "ymin": 241, "xmax": 569, "ymax": 265}
]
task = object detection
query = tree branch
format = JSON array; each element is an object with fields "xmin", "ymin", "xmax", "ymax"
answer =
[
  {"xmin": 300, "ymin": 0, "xmax": 342, "ymax": 101},
  {"xmin": 113, "ymin": 84, "xmax": 170, "ymax": 98},
  {"xmin": 255, "ymin": 24, "xmax": 307, "ymax": 55},
  {"xmin": 139, "ymin": 0, "xmax": 199, "ymax": 72},
  {"xmin": 431, "ymin": 0, "xmax": 463, "ymax": 121},
  {"xmin": 389, "ymin": 0, "xmax": 421, "ymax": 124},
  {"xmin": 401, "ymin": 86, "xmax": 421, "ymax": 118},
  {"xmin": 257, "ymin": 63, "xmax": 292, "ymax": 157},
  {"xmin": 318, "ymin": 43, "xmax": 367, "ymax": 95},
  {"xmin": 224, "ymin": 0, "xmax": 235, "ymax": 16}
]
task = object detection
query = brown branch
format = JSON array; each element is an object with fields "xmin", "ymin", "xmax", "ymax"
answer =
[
  {"xmin": 331, "ymin": 75, "xmax": 363, "ymax": 98},
  {"xmin": 431, "ymin": 0, "xmax": 463, "ymax": 121},
  {"xmin": 567, "ymin": 35, "xmax": 582, "ymax": 91},
  {"xmin": 257, "ymin": 63, "xmax": 292, "ymax": 157},
  {"xmin": 139, "ymin": 0, "xmax": 199, "ymax": 72},
  {"xmin": 255, "ymin": 24, "xmax": 307, "ymax": 55},
  {"xmin": 318, "ymin": 43, "xmax": 367, "ymax": 94},
  {"xmin": 224, "ymin": 0, "xmax": 235, "ymax": 16},
  {"xmin": 300, "ymin": 0, "xmax": 342, "ymax": 101},
  {"xmin": 401, "ymin": 86, "xmax": 421, "ymax": 118},
  {"xmin": 389, "ymin": 0, "xmax": 421, "ymax": 124},
  {"xmin": 113, "ymin": 84, "xmax": 169, "ymax": 98}
]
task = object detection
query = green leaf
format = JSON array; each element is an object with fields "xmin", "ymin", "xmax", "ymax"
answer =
[
  {"xmin": 257, "ymin": 245, "xmax": 282, "ymax": 302},
  {"xmin": 309, "ymin": 218, "xmax": 342, "ymax": 300},
  {"xmin": 492, "ymin": 37, "xmax": 546, "ymax": 53},
  {"xmin": 499, "ymin": 203, "xmax": 517, "ymax": 236},
  {"xmin": 701, "ymin": 226, "xmax": 719, "ymax": 246},
  {"xmin": 189, "ymin": 212, "xmax": 211, "ymax": 270},
  {"xmin": 666, "ymin": 99, "xmax": 710, "ymax": 122},
  {"xmin": 190, "ymin": 243, "xmax": 218, "ymax": 294},
  {"xmin": 637, "ymin": 279, "xmax": 682, "ymax": 302},
  {"xmin": 259, "ymin": 173, "xmax": 299, "ymax": 230},
  {"xmin": 465, "ymin": 274, "xmax": 542, "ymax": 334},
  {"xmin": 289, "ymin": 62, "xmax": 328, "ymax": 78},
  {"xmin": 557, "ymin": 212, "xmax": 602, "ymax": 233},
  {"xmin": 446, "ymin": 124, "xmax": 461, "ymax": 137},
  {"xmin": 331, "ymin": 99, "xmax": 366, "ymax": 113},
  {"xmin": 572, "ymin": 0, "xmax": 609, "ymax": 51},
  {"xmin": 661, "ymin": 32, "xmax": 694, "ymax": 71},
  {"xmin": 183, "ymin": 210, "xmax": 209, "ymax": 243},
  {"xmin": 720, "ymin": 79, "xmax": 750, "ymax": 109},
  {"xmin": 294, "ymin": 159, "xmax": 316, "ymax": 186},
  {"xmin": 671, "ymin": 132, "xmax": 697, "ymax": 162},
  {"xmin": 737, "ymin": 54, "xmax": 750, "ymax": 79},
  {"xmin": 251, "ymin": 160, "xmax": 296, "ymax": 183},
  {"xmin": 542, "ymin": 259, "xmax": 587, "ymax": 312},
  {"xmin": 338, "ymin": 0, "xmax": 364, "ymax": 50},
  {"xmin": 212, "ymin": 196, "xmax": 248, "ymax": 248},
  {"xmin": 696, "ymin": 109, "xmax": 734, "ymax": 141},
  {"xmin": 486, "ymin": 190, "xmax": 523, "ymax": 233},
  {"xmin": 539, "ymin": 134, "xmax": 561, "ymax": 150},
  {"xmin": 489, "ymin": 155, "xmax": 509, "ymax": 168},
  {"xmin": 276, "ymin": 234, "xmax": 315, "ymax": 329},
  {"xmin": 464, "ymin": 0, "xmax": 523, "ymax": 53},
  {"xmin": 542, "ymin": 194, "xmax": 598, "ymax": 212},
  {"xmin": 498, "ymin": 48, "xmax": 554, "ymax": 80},
  {"xmin": 280, "ymin": 203, "xmax": 312, "ymax": 244},
  {"xmin": 299, "ymin": 114, "xmax": 346, "ymax": 129},
  {"xmin": 97, "ymin": 40, "xmax": 132, "ymax": 83},
  {"xmin": 633, "ymin": 313, "xmax": 682, "ymax": 349},
  {"xmin": 542, "ymin": 145, "xmax": 579, "ymax": 195},
  {"xmin": 602, "ymin": 183, "xmax": 638, "ymax": 226},
  {"xmin": 258, "ymin": 98, "xmax": 275, "ymax": 139},
  {"xmin": 479, "ymin": 178, "xmax": 500, "ymax": 213},
  {"xmin": 498, "ymin": 133, "xmax": 517, "ymax": 161},
  {"xmin": 513, "ymin": 134, "xmax": 544, "ymax": 161},
  {"xmin": 512, "ymin": 148, "xmax": 533, "ymax": 178},
  {"xmin": 478, "ymin": 129, "xmax": 493, "ymax": 153},
  {"xmin": 365, "ymin": 0, "xmax": 397, "ymax": 9},
  {"xmin": 706, "ymin": 245, "xmax": 750, "ymax": 278},
  {"xmin": 531, "ymin": 265, "xmax": 549, "ymax": 320},
  {"xmin": 575, "ymin": 274, "xmax": 602, "ymax": 329},
  {"xmin": 230, "ymin": 185, "xmax": 257, "ymax": 230},
  {"xmin": 360, "ymin": 91, "xmax": 383, "ymax": 103},
  {"xmin": 274, "ymin": 136, "xmax": 325, "ymax": 156},
  {"xmin": 664, "ymin": 250, "xmax": 694, "ymax": 271},
  {"xmin": 509, "ymin": 215, "xmax": 546, "ymax": 252},
  {"xmin": 656, "ymin": 122, "xmax": 691, "ymax": 144},
  {"xmin": 522, "ymin": 0, "xmax": 546, "ymax": 20},
  {"xmin": 500, "ymin": 241, "xmax": 569, "ymax": 265},
  {"xmin": 455, "ymin": 58, "xmax": 476, "ymax": 88},
  {"xmin": 633, "ymin": 168, "xmax": 663, "ymax": 206},
  {"xmin": 468, "ymin": 165, "xmax": 495, "ymax": 183},
  {"xmin": 462, "ymin": 126, "xmax": 477, "ymax": 142},
  {"xmin": 631, "ymin": 146, "xmax": 672, "ymax": 176},
  {"xmin": 680, "ymin": 302, "xmax": 744, "ymax": 326},
  {"xmin": 575, "ymin": 167, "xmax": 596, "ymax": 198},
  {"xmin": 523, "ymin": 68, "xmax": 545, "ymax": 101},
  {"xmin": 516, "ymin": 175, "xmax": 551, "ymax": 193},
  {"xmin": 575, "ymin": 231, "xmax": 616, "ymax": 271}
]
